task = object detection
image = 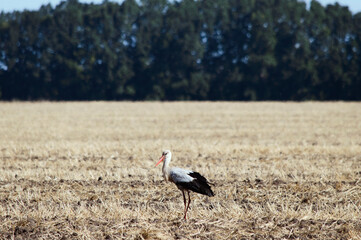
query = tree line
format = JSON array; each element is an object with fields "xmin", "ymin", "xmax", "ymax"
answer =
[{"xmin": 0, "ymin": 0, "xmax": 360, "ymax": 100}]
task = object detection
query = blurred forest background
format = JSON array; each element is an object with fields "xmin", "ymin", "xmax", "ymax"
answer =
[{"xmin": 0, "ymin": 0, "xmax": 360, "ymax": 100}]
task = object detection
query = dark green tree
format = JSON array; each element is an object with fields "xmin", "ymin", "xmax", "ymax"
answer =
[{"xmin": 0, "ymin": 0, "xmax": 360, "ymax": 100}]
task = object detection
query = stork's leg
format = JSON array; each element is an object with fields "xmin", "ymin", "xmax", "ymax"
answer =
[
  {"xmin": 182, "ymin": 190, "xmax": 187, "ymax": 217},
  {"xmin": 184, "ymin": 191, "xmax": 191, "ymax": 220}
]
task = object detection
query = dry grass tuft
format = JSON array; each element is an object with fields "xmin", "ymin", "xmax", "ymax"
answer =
[{"xmin": 0, "ymin": 102, "xmax": 361, "ymax": 239}]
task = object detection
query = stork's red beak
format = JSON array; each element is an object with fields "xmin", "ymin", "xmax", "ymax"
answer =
[{"xmin": 155, "ymin": 155, "xmax": 165, "ymax": 167}]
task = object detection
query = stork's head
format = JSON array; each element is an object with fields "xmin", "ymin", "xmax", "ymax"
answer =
[{"xmin": 155, "ymin": 150, "xmax": 171, "ymax": 166}]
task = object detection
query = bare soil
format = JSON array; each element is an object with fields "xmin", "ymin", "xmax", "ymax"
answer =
[{"xmin": 0, "ymin": 102, "xmax": 360, "ymax": 239}]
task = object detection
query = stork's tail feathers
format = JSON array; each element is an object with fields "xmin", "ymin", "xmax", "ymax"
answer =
[
  {"xmin": 189, "ymin": 172, "xmax": 215, "ymax": 197},
  {"xmin": 205, "ymin": 186, "xmax": 215, "ymax": 197}
]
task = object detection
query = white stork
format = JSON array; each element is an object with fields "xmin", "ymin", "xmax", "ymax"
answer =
[{"xmin": 155, "ymin": 150, "xmax": 214, "ymax": 219}]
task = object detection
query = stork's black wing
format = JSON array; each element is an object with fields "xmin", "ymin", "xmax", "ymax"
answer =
[{"xmin": 176, "ymin": 171, "xmax": 215, "ymax": 197}]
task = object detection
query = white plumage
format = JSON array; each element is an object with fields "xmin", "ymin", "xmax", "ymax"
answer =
[
  {"xmin": 156, "ymin": 150, "xmax": 214, "ymax": 219},
  {"xmin": 170, "ymin": 168, "xmax": 194, "ymax": 183}
]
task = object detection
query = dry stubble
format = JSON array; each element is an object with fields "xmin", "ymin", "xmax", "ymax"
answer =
[{"xmin": 0, "ymin": 102, "xmax": 360, "ymax": 239}]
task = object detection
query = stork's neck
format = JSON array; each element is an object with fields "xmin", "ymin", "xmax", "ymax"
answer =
[{"xmin": 162, "ymin": 155, "xmax": 171, "ymax": 181}]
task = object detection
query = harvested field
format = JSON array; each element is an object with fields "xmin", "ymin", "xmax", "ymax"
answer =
[{"xmin": 0, "ymin": 102, "xmax": 360, "ymax": 239}]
